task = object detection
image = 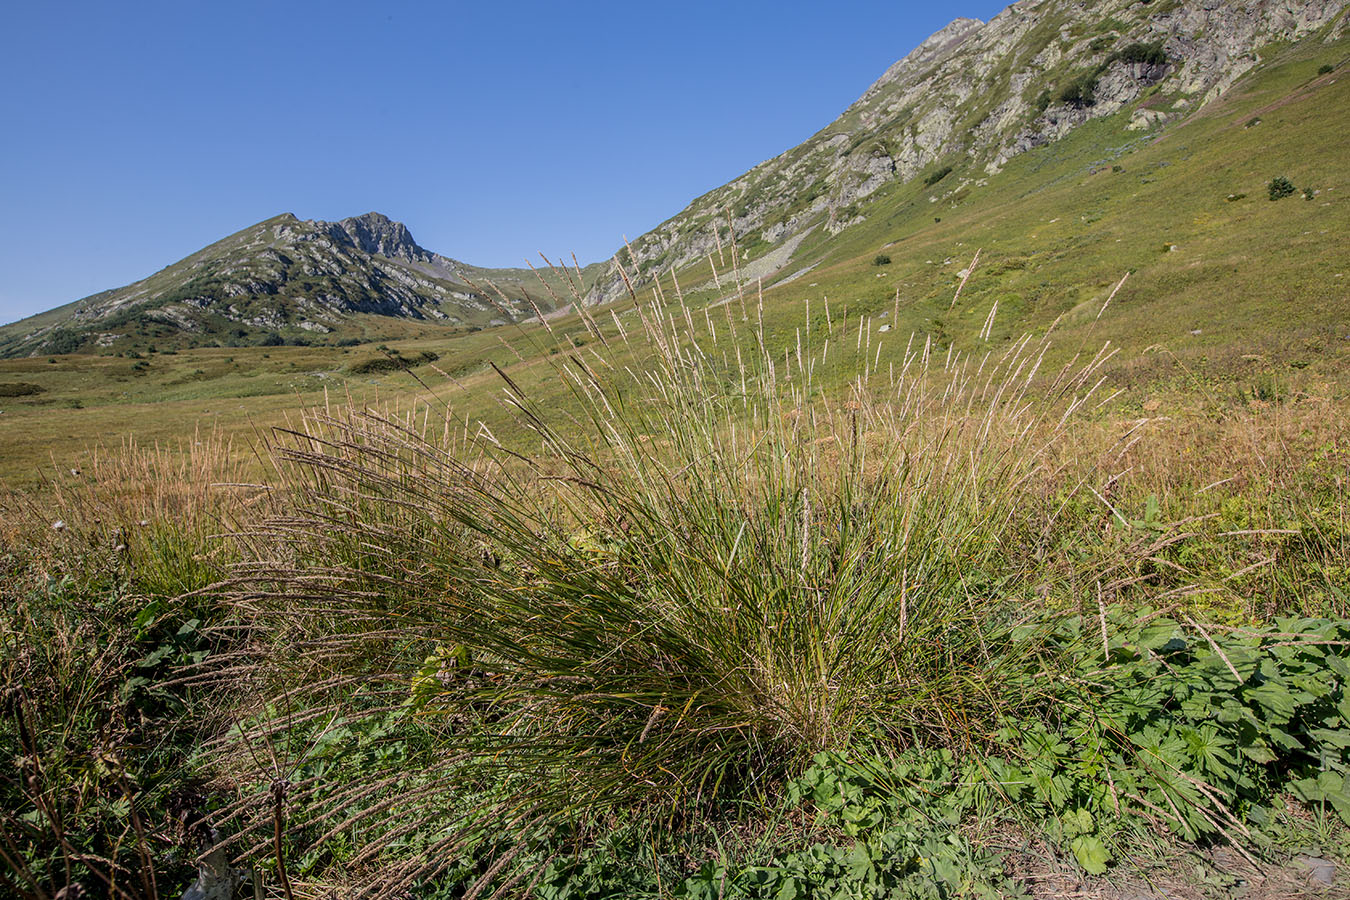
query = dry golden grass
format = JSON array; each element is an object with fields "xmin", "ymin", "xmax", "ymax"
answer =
[{"xmin": 1, "ymin": 427, "xmax": 269, "ymax": 585}]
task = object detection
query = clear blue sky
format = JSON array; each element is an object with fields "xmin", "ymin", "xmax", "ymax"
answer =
[{"xmin": 0, "ymin": 1, "xmax": 1010, "ymax": 325}]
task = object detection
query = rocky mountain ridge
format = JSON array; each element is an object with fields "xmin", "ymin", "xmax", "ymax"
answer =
[
  {"xmin": 0, "ymin": 213, "xmax": 559, "ymax": 357},
  {"xmin": 586, "ymin": 0, "xmax": 1346, "ymax": 304}
]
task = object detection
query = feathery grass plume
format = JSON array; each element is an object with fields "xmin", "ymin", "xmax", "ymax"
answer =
[
  {"xmin": 948, "ymin": 248, "xmax": 980, "ymax": 310},
  {"xmin": 209, "ymin": 264, "xmax": 1128, "ymax": 894}
]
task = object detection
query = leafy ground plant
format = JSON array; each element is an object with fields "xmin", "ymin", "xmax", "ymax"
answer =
[{"xmin": 565, "ymin": 610, "xmax": 1350, "ymax": 898}]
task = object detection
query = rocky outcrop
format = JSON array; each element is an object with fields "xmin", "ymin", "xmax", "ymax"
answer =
[
  {"xmin": 588, "ymin": 0, "xmax": 1346, "ymax": 304},
  {"xmin": 326, "ymin": 212, "xmax": 431, "ymax": 264}
]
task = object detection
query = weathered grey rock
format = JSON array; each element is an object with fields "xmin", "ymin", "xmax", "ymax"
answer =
[
  {"xmin": 1297, "ymin": 855, "xmax": 1337, "ymax": 887},
  {"xmin": 180, "ymin": 829, "xmax": 246, "ymax": 900}
]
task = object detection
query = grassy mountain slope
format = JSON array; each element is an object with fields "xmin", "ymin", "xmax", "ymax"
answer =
[
  {"xmin": 593, "ymin": 34, "xmax": 1349, "ymax": 398},
  {"xmin": 0, "ymin": 212, "xmax": 605, "ymax": 358},
  {"xmin": 591, "ymin": 0, "xmax": 1346, "ymax": 305}
]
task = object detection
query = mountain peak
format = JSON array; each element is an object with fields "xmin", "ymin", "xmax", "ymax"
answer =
[
  {"xmin": 0, "ymin": 210, "xmax": 550, "ymax": 356},
  {"xmin": 325, "ymin": 212, "xmax": 429, "ymax": 264}
]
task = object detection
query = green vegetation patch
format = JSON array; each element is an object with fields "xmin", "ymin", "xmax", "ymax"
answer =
[
  {"xmin": 669, "ymin": 610, "xmax": 1350, "ymax": 896},
  {"xmin": 1268, "ymin": 174, "xmax": 1297, "ymax": 200},
  {"xmin": 922, "ymin": 165, "xmax": 953, "ymax": 187},
  {"xmin": 347, "ymin": 348, "xmax": 440, "ymax": 375},
  {"xmin": 1113, "ymin": 39, "xmax": 1168, "ymax": 66}
]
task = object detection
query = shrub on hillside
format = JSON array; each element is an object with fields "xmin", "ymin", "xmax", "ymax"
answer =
[
  {"xmin": 347, "ymin": 355, "xmax": 407, "ymax": 375},
  {"xmin": 1112, "ymin": 40, "xmax": 1167, "ymax": 66},
  {"xmin": 44, "ymin": 329, "xmax": 83, "ymax": 356},
  {"xmin": 1268, "ymin": 175, "xmax": 1296, "ymax": 200},
  {"xmin": 872, "ymin": 254, "xmax": 891, "ymax": 266},
  {"xmin": 1089, "ymin": 35, "xmax": 1116, "ymax": 54},
  {"xmin": 1057, "ymin": 72, "xmax": 1099, "ymax": 108},
  {"xmin": 923, "ymin": 165, "xmax": 953, "ymax": 186},
  {"xmin": 0, "ymin": 381, "xmax": 45, "ymax": 397},
  {"xmin": 347, "ymin": 348, "xmax": 438, "ymax": 375}
]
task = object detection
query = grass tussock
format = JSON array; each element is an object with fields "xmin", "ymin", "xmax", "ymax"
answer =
[{"xmin": 207, "ymin": 270, "xmax": 1175, "ymax": 893}]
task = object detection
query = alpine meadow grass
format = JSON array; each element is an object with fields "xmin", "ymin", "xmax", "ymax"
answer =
[
  {"xmin": 0, "ymin": 431, "xmax": 266, "ymax": 899},
  {"xmin": 4, "ymin": 265, "xmax": 1346, "ymax": 898},
  {"xmin": 205, "ymin": 267, "xmax": 1151, "ymax": 894}
]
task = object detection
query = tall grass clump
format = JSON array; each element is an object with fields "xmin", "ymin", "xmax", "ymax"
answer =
[{"xmin": 212, "ymin": 271, "xmax": 1130, "ymax": 892}]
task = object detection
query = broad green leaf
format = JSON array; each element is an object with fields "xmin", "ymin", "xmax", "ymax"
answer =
[
  {"xmin": 1137, "ymin": 621, "xmax": 1183, "ymax": 650},
  {"xmin": 1070, "ymin": 835, "xmax": 1111, "ymax": 875},
  {"xmin": 1309, "ymin": 727, "xmax": 1350, "ymax": 750},
  {"xmin": 1239, "ymin": 742, "xmax": 1278, "ymax": 764},
  {"xmin": 1268, "ymin": 726, "xmax": 1304, "ymax": 751},
  {"xmin": 1247, "ymin": 684, "xmax": 1298, "ymax": 721},
  {"xmin": 1062, "ymin": 807, "xmax": 1094, "ymax": 836}
]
